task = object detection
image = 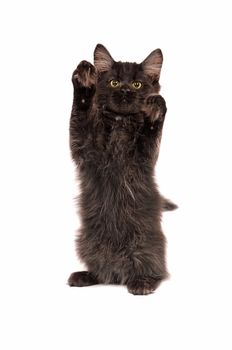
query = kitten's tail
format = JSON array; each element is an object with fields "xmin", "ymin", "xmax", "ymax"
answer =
[{"xmin": 161, "ymin": 197, "xmax": 178, "ymax": 211}]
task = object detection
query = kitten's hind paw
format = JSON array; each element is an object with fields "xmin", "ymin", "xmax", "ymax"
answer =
[
  {"xmin": 68, "ymin": 271, "xmax": 99, "ymax": 287},
  {"xmin": 127, "ymin": 276, "xmax": 162, "ymax": 295},
  {"xmin": 72, "ymin": 60, "xmax": 96, "ymax": 88}
]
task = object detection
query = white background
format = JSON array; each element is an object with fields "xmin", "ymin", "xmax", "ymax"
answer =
[{"xmin": 0, "ymin": 0, "xmax": 231, "ymax": 349}]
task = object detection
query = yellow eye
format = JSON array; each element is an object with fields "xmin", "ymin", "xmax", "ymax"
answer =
[
  {"xmin": 110, "ymin": 79, "xmax": 120, "ymax": 88},
  {"xmin": 132, "ymin": 81, "xmax": 142, "ymax": 89}
]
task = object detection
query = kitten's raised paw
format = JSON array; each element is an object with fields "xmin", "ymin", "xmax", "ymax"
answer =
[
  {"xmin": 127, "ymin": 276, "xmax": 162, "ymax": 295},
  {"xmin": 68, "ymin": 271, "xmax": 99, "ymax": 287},
  {"xmin": 144, "ymin": 94, "xmax": 167, "ymax": 122},
  {"xmin": 72, "ymin": 60, "xmax": 96, "ymax": 88}
]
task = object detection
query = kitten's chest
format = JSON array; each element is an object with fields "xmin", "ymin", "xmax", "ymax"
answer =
[{"xmin": 93, "ymin": 116, "xmax": 142, "ymax": 158}]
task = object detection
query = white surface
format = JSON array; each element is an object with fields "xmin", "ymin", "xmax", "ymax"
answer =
[{"xmin": 0, "ymin": 0, "xmax": 231, "ymax": 349}]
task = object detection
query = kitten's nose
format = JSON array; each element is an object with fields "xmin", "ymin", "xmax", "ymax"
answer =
[{"xmin": 121, "ymin": 86, "xmax": 131, "ymax": 94}]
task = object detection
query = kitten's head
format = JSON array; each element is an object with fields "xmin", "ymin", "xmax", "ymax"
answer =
[{"xmin": 94, "ymin": 44, "xmax": 163, "ymax": 115}]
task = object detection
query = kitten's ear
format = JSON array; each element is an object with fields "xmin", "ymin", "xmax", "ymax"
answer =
[
  {"xmin": 94, "ymin": 44, "xmax": 114, "ymax": 73},
  {"xmin": 142, "ymin": 49, "xmax": 163, "ymax": 81}
]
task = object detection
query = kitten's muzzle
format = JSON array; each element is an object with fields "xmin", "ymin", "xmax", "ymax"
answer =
[
  {"xmin": 121, "ymin": 86, "xmax": 131, "ymax": 94},
  {"xmin": 119, "ymin": 85, "xmax": 134, "ymax": 103}
]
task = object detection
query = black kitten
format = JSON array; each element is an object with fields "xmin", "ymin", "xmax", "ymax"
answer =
[{"xmin": 68, "ymin": 45, "xmax": 176, "ymax": 295}]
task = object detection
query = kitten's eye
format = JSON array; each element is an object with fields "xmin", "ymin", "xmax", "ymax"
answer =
[
  {"xmin": 110, "ymin": 80, "xmax": 120, "ymax": 88},
  {"xmin": 132, "ymin": 81, "xmax": 142, "ymax": 89}
]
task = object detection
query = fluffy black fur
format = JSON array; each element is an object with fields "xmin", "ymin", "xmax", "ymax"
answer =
[{"xmin": 68, "ymin": 45, "xmax": 176, "ymax": 295}]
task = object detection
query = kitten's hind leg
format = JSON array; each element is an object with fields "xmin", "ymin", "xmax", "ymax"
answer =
[
  {"xmin": 127, "ymin": 276, "xmax": 162, "ymax": 296},
  {"xmin": 68, "ymin": 271, "xmax": 99, "ymax": 287}
]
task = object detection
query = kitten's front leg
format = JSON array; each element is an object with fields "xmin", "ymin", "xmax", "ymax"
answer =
[
  {"xmin": 142, "ymin": 95, "xmax": 177, "ymax": 211},
  {"xmin": 141, "ymin": 94, "xmax": 167, "ymax": 163},
  {"xmin": 70, "ymin": 61, "xmax": 96, "ymax": 165},
  {"xmin": 143, "ymin": 94, "xmax": 167, "ymax": 124},
  {"xmin": 72, "ymin": 60, "xmax": 96, "ymax": 110}
]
